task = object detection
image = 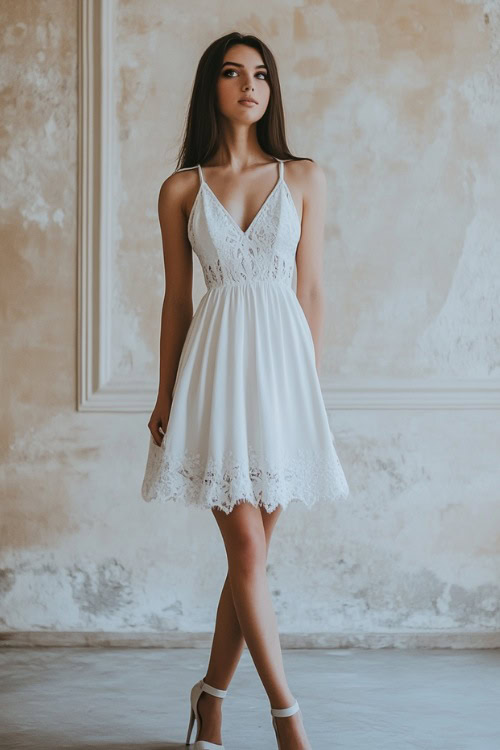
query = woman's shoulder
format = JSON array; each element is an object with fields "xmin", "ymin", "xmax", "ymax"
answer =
[
  {"xmin": 158, "ymin": 165, "xmax": 199, "ymax": 204},
  {"xmin": 283, "ymin": 158, "xmax": 326, "ymax": 198},
  {"xmin": 284, "ymin": 157, "xmax": 325, "ymax": 180}
]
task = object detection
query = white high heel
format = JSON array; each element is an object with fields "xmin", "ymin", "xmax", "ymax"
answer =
[
  {"xmin": 270, "ymin": 698, "xmax": 301, "ymax": 749},
  {"xmin": 185, "ymin": 677, "xmax": 227, "ymax": 749}
]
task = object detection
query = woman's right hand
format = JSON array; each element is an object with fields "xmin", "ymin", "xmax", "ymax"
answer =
[{"xmin": 148, "ymin": 396, "xmax": 172, "ymax": 447}]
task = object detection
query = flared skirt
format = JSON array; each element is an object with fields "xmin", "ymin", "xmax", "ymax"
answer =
[{"xmin": 141, "ymin": 280, "xmax": 349, "ymax": 514}]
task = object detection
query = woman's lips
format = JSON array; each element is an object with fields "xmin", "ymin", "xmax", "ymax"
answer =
[{"xmin": 238, "ymin": 100, "xmax": 257, "ymax": 106}]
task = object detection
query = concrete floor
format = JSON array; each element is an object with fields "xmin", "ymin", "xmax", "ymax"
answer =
[{"xmin": 0, "ymin": 647, "xmax": 499, "ymax": 749}]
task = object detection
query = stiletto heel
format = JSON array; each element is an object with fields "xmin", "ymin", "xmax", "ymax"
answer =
[
  {"xmin": 270, "ymin": 698, "xmax": 300, "ymax": 749},
  {"xmin": 185, "ymin": 677, "xmax": 227, "ymax": 749}
]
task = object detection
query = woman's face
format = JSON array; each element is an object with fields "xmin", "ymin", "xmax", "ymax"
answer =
[{"xmin": 216, "ymin": 44, "xmax": 271, "ymax": 123}]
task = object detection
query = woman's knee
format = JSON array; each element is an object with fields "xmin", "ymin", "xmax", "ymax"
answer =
[
  {"xmin": 232, "ymin": 532, "xmax": 267, "ymax": 575},
  {"xmin": 213, "ymin": 502, "xmax": 267, "ymax": 574}
]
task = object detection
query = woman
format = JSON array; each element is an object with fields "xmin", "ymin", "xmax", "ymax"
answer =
[{"xmin": 141, "ymin": 31, "xmax": 350, "ymax": 750}]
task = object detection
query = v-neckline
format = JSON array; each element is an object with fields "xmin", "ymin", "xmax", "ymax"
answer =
[{"xmin": 200, "ymin": 159, "xmax": 282, "ymax": 237}]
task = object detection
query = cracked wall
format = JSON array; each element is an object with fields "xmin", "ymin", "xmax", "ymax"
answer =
[{"xmin": 1, "ymin": 0, "xmax": 499, "ymax": 638}]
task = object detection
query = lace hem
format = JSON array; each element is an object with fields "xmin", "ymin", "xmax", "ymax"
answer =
[{"xmin": 141, "ymin": 441, "xmax": 350, "ymax": 515}]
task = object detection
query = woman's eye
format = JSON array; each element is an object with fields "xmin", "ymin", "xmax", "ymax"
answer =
[{"xmin": 222, "ymin": 69, "xmax": 268, "ymax": 80}]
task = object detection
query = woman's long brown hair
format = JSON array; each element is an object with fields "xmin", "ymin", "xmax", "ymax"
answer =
[{"xmin": 176, "ymin": 31, "xmax": 312, "ymax": 169}]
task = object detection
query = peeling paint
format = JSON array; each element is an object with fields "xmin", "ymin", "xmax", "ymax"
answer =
[
  {"xmin": 0, "ymin": 569, "xmax": 16, "ymax": 596},
  {"xmin": 67, "ymin": 559, "xmax": 133, "ymax": 617},
  {"xmin": 448, "ymin": 583, "xmax": 500, "ymax": 625}
]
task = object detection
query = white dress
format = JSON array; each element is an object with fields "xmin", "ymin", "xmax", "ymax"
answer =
[{"xmin": 141, "ymin": 157, "xmax": 350, "ymax": 514}]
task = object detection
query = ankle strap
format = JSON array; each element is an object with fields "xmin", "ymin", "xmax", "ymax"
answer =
[
  {"xmin": 271, "ymin": 699, "xmax": 299, "ymax": 717},
  {"xmin": 201, "ymin": 679, "xmax": 227, "ymax": 698}
]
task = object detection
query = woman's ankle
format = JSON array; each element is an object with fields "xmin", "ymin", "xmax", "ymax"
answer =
[
  {"xmin": 269, "ymin": 688, "xmax": 296, "ymax": 709},
  {"xmin": 203, "ymin": 674, "xmax": 229, "ymax": 692}
]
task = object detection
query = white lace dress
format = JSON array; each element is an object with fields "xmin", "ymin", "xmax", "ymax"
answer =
[{"xmin": 141, "ymin": 157, "xmax": 350, "ymax": 514}]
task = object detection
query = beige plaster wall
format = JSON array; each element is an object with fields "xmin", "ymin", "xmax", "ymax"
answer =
[{"xmin": 1, "ymin": 0, "xmax": 499, "ymax": 640}]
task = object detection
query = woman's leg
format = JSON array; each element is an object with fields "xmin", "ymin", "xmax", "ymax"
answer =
[
  {"xmin": 197, "ymin": 501, "xmax": 311, "ymax": 749},
  {"xmin": 194, "ymin": 504, "xmax": 282, "ymax": 744},
  {"xmin": 204, "ymin": 504, "xmax": 283, "ymax": 687}
]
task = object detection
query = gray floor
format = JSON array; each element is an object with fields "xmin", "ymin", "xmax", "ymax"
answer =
[{"xmin": 0, "ymin": 647, "xmax": 499, "ymax": 749}]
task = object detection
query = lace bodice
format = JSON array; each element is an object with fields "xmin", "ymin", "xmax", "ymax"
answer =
[{"xmin": 177, "ymin": 158, "xmax": 301, "ymax": 290}]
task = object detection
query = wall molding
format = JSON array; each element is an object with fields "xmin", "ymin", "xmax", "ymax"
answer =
[
  {"xmin": 321, "ymin": 377, "xmax": 500, "ymax": 410},
  {"xmin": 77, "ymin": 0, "xmax": 500, "ymax": 412},
  {"xmin": 77, "ymin": 0, "xmax": 115, "ymax": 411}
]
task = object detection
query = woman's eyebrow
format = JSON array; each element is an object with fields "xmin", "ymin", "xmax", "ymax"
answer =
[{"xmin": 221, "ymin": 61, "xmax": 268, "ymax": 69}]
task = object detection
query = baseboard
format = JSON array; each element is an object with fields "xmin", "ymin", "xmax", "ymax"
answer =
[{"xmin": 1, "ymin": 630, "xmax": 499, "ymax": 648}]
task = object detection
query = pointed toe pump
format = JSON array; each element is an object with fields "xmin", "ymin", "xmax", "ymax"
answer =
[
  {"xmin": 270, "ymin": 698, "xmax": 301, "ymax": 749},
  {"xmin": 185, "ymin": 677, "xmax": 228, "ymax": 749}
]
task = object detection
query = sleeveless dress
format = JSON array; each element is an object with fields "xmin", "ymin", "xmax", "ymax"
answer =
[{"xmin": 141, "ymin": 157, "xmax": 350, "ymax": 514}]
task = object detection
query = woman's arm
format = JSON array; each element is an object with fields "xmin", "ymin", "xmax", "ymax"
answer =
[
  {"xmin": 155, "ymin": 172, "xmax": 194, "ymax": 405},
  {"xmin": 294, "ymin": 160, "xmax": 328, "ymax": 374}
]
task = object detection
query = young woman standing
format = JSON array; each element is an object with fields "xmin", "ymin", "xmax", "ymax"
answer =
[{"xmin": 141, "ymin": 31, "xmax": 349, "ymax": 750}]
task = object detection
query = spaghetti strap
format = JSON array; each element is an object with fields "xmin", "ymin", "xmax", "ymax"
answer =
[
  {"xmin": 272, "ymin": 156, "xmax": 283, "ymax": 182},
  {"xmin": 175, "ymin": 164, "xmax": 204, "ymax": 189}
]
